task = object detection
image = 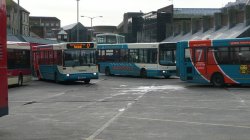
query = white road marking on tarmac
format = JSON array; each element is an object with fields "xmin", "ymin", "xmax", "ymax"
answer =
[
  {"xmin": 85, "ymin": 102, "xmax": 133, "ymax": 140},
  {"xmin": 121, "ymin": 116, "xmax": 250, "ymax": 129},
  {"xmin": 85, "ymin": 84, "xmax": 161, "ymax": 140}
]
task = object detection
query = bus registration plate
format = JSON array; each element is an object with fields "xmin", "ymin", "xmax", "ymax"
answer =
[{"xmin": 78, "ymin": 76, "xmax": 86, "ymax": 79}]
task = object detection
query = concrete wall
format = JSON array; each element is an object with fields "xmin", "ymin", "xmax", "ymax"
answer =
[
  {"xmin": 191, "ymin": 18, "xmax": 201, "ymax": 34},
  {"xmin": 202, "ymin": 16, "xmax": 213, "ymax": 32},
  {"xmin": 173, "ymin": 21, "xmax": 182, "ymax": 36},
  {"xmin": 214, "ymin": 13, "xmax": 222, "ymax": 30},
  {"xmin": 228, "ymin": 8, "xmax": 238, "ymax": 28},
  {"xmin": 182, "ymin": 20, "xmax": 191, "ymax": 35}
]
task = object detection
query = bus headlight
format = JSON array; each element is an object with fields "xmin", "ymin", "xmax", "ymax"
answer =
[
  {"xmin": 93, "ymin": 73, "xmax": 97, "ymax": 75},
  {"xmin": 66, "ymin": 74, "xmax": 70, "ymax": 77},
  {"xmin": 162, "ymin": 71, "xmax": 166, "ymax": 73}
]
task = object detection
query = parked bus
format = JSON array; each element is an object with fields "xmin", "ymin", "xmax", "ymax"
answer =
[
  {"xmin": 96, "ymin": 33, "xmax": 125, "ymax": 44},
  {"xmin": 0, "ymin": 0, "xmax": 8, "ymax": 117},
  {"xmin": 32, "ymin": 42, "xmax": 98, "ymax": 83},
  {"xmin": 7, "ymin": 41, "xmax": 32, "ymax": 86},
  {"xmin": 177, "ymin": 38, "xmax": 250, "ymax": 86},
  {"xmin": 97, "ymin": 42, "xmax": 176, "ymax": 78}
]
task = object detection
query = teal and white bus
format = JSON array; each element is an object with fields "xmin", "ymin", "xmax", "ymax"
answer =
[
  {"xmin": 97, "ymin": 42, "xmax": 176, "ymax": 78},
  {"xmin": 32, "ymin": 42, "xmax": 98, "ymax": 83}
]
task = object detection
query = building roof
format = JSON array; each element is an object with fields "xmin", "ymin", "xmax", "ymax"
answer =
[
  {"xmin": 7, "ymin": 34, "xmax": 22, "ymax": 42},
  {"xmin": 173, "ymin": 8, "xmax": 221, "ymax": 18},
  {"xmin": 163, "ymin": 23, "xmax": 250, "ymax": 42},
  {"xmin": 6, "ymin": 0, "xmax": 30, "ymax": 13},
  {"xmin": 62, "ymin": 23, "xmax": 78, "ymax": 30},
  {"xmin": 225, "ymin": 0, "xmax": 248, "ymax": 7},
  {"xmin": 58, "ymin": 30, "xmax": 68, "ymax": 35},
  {"xmin": 247, "ymin": 0, "xmax": 250, "ymax": 5},
  {"xmin": 29, "ymin": 16, "xmax": 60, "ymax": 21},
  {"xmin": 7, "ymin": 34, "xmax": 59, "ymax": 44},
  {"xmin": 22, "ymin": 36, "xmax": 59, "ymax": 44}
]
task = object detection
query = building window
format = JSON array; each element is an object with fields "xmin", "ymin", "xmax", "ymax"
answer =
[{"xmin": 64, "ymin": 35, "xmax": 67, "ymax": 39}]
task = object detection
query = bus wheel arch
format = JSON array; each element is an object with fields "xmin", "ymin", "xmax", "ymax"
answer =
[
  {"xmin": 140, "ymin": 68, "xmax": 147, "ymax": 78},
  {"xmin": 211, "ymin": 72, "xmax": 225, "ymax": 87},
  {"xmin": 164, "ymin": 75, "xmax": 170, "ymax": 79},
  {"xmin": 105, "ymin": 67, "xmax": 111, "ymax": 76},
  {"xmin": 18, "ymin": 73, "xmax": 23, "ymax": 86}
]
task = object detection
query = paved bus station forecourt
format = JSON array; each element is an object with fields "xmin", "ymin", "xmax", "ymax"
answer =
[{"xmin": 1, "ymin": 75, "xmax": 250, "ymax": 140}]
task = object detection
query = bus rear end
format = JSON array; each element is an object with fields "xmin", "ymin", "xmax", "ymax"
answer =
[
  {"xmin": 7, "ymin": 42, "xmax": 32, "ymax": 86},
  {"xmin": 159, "ymin": 42, "xmax": 177, "ymax": 78},
  {"xmin": 177, "ymin": 41, "xmax": 191, "ymax": 81},
  {"xmin": 177, "ymin": 40, "xmax": 213, "ymax": 84},
  {"xmin": 0, "ymin": 0, "xmax": 8, "ymax": 117}
]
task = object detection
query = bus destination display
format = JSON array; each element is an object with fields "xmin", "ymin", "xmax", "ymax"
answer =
[{"xmin": 67, "ymin": 43, "xmax": 94, "ymax": 49}]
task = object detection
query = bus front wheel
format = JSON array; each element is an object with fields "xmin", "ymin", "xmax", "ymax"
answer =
[
  {"xmin": 84, "ymin": 79, "xmax": 90, "ymax": 84},
  {"xmin": 211, "ymin": 73, "xmax": 224, "ymax": 87},
  {"xmin": 164, "ymin": 75, "xmax": 170, "ymax": 79},
  {"xmin": 18, "ymin": 74, "xmax": 23, "ymax": 86}
]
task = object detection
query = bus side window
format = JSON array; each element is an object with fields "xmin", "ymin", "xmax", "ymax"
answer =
[
  {"xmin": 185, "ymin": 48, "xmax": 191, "ymax": 62},
  {"xmin": 230, "ymin": 47, "xmax": 240, "ymax": 64},
  {"xmin": 151, "ymin": 49, "xmax": 157, "ymax": 64},
  {"xmin": 113, "ymin": 49, "xmax": 120, "ymax": 62},
  {"xmin": 208, "ymin": 48, "xmax": 216, "ymax": 65},
  {"xmin": 120, "ymin": 49, "xmax": 128, "ymax": 62},
  {"xmin": 240, "ymin": 47, "xmax": 250, "ymax": 64},
  {"xmin": 214, "ymin": 47, "xmax": 230, "ymax": 64},
  {"xmin": 57, "ymin": 51, "xmax": 62, "ymax": 65},
  {"xmin": 49, "ymin": 51, "xmax": 53, "ymax": 64}
]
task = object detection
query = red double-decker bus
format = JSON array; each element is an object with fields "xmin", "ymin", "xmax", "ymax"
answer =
[{"xmin": 0, "ymin": 0, "xmax": 8, "ymax": 117}]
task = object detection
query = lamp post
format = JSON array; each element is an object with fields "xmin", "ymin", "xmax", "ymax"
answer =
[
  {"xmin": 76, "ymin": 0, "xmax": 80, "ymax": 42},
  {"xmin": 81, "ymin": 16, "xmax": 102, "ymax": 41}
]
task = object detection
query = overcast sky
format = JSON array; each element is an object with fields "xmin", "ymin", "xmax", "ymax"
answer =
[{"xmin": 15, "ymin": 0, "xmax": 234, "ymax": 27}]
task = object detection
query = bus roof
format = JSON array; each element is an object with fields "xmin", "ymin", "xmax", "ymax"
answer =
[
  {"xmin": 33, "ymin": 42, "xmax": 96, "ymax": 50},
  {"xmin": 97, "ymin": 42, "xmax": 176, "ymax": 49},
  {"xmin": 180, "ymin": 38, "xmax": 250, "ymax": 47},
  {"xmin": 96, "ymin": 33, "xmax": 124, "ymax": 37},
  {"xmin": 7, "ymin": 41, "xmax": 30, "ymax": 50}
]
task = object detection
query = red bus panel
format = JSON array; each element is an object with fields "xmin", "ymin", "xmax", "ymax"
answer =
[
  {"xmin": 189, "ymin": 40, "xmax": 212, "ymax": 48},
  {"xmin": 0, "ymin": 0, "xmax": 8, "ymax": 117}
]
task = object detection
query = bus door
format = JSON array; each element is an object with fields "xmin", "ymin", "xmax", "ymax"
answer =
[
  {"xmin": 32, "ymin": 50, "xmax": 40, "ymax": 77},
  {"xmin": 183, "ymin": 47, "xmax": 194, "ymax": 80},
  {"xmin": 193, "ymin": 48, "xmax": 207, "ymax": 79}
]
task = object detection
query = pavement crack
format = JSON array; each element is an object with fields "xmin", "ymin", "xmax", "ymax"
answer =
[{"xmin": 23, "ymin": 101, "xmax": 37, "ymax": 105}]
